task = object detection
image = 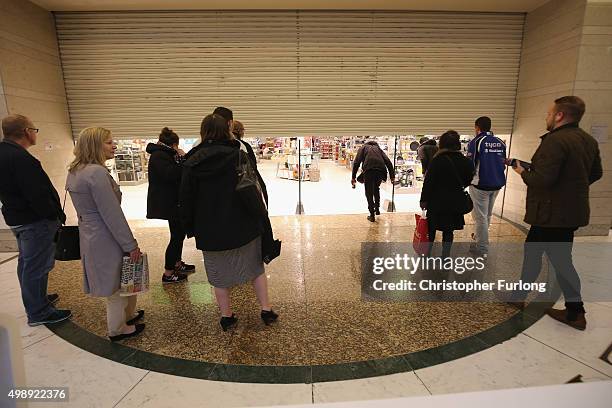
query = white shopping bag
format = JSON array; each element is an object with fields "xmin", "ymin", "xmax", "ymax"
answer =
[{"xmin": 119, "ymin": 252, "xmax": 149, "ymax": 296}]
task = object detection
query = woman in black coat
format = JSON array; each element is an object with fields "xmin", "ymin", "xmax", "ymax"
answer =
[
  {"xmin": 146, "ymin": 127, "xmax": 192, "ymax": 283},
  {"xmin": 180, "ymin": 114, "xmax": 278, "ymax": 331},
  {"xmin": 420, "ymin": 130, "xmax": 474, "ymax": 259}
]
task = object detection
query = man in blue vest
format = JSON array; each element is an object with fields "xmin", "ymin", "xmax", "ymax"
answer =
[{"xmin": 466, "ymin": 116, "xmax": 507, "ymax": 255}]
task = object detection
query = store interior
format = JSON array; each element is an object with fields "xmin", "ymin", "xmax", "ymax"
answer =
[{"xmin": 113, "ymin": 135, "xmax": 481, "ymax": 220}]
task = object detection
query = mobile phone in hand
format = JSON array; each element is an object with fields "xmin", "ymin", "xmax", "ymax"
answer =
[{"xmin": 506, "ymin": 158, "xmax": 532, "ymax": 170}]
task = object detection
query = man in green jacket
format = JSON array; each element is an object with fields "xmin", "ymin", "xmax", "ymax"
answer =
[{"xmin": 511, "ymin": 96, "xmax": 602, "ymax": 330}]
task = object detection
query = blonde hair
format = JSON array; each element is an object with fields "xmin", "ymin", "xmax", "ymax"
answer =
[{"xmin": 68, "ymin": 127, "xmax": 112, "ymax": 172}]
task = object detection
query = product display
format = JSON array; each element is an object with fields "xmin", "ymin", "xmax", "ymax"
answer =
[
  {"xmin": 113, "ymin": 141, "xmax": 149, "ymax": 185},
  {"xmin": 115, "ymin": 133, "xmax": 489, "ymax": 216},
  {"xmin": 276, "ymin": 151, "xmax": 320, "ymax": 182}
]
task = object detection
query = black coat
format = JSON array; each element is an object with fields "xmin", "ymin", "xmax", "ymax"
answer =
[
  {"xmin": 180, "ymin": 139, "xmax": 262, "ymax": 251},
  {"xmin": 420, "ymin": 150, "xmax": 475, "ymax": 231},
  {"xmin": 146, "ymin": 143, "xmax": 182, "ymax": 220},
  {"xmin": 351, "ymin": 141, "xmax": 395, "ymax": 181},
  {"xmin": 0, "ymin": 140, "xmax": 65, "ymax": 226}
]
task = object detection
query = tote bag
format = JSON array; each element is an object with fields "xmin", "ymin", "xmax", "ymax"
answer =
[{"xmin": 413, "ymin": 211, "xmax": 430, "ymax": 256}]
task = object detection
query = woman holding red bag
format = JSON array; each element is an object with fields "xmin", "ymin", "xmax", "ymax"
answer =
[{"xmin": 419, "ymin": 130, "xmax": 474, "ymax": 259}]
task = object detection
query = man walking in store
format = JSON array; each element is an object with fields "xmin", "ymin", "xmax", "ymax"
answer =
[
  {"xmin": 351, "ymin": 139, "xmax": 395, "ymax": 222},
  {"xmin": 466, "ymin": 116, "xmax": 507, "ymax": 255},
  {"xmin": 511, "ymin": 96, "xmax": 602, "ymax": 330},
  {"xmin": 0, "ymin": 114, "xmax": 72, "ymax": 326}
]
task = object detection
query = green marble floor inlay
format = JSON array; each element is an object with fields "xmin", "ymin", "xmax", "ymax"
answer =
[{"xmin": 45, "ymin": 214, "xmax": 550, "ymax": 383}]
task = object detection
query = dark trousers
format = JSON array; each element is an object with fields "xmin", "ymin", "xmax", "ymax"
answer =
[
  {"xmin": 364, "ymin": 171, "xmax": 384, "ymax": 215},
  {"xmin": 165, "ymin": 217, "xmax": 186, "ymax": 270},
  {"xmin": 11, "ymin": 219, "xmax": 59, "ymax": 322},
  {"xmin": 517, "ymin": 226, "xmax": 584, "ymax": 313},
  {"xmin": 427, "ymin": 218, "xmax": 454, "ymax": 259}
]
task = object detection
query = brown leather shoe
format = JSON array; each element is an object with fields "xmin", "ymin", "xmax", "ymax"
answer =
[
  {"xmin": 506, "ymin": 301, "xmax": 525, "ymax": 310},
  {"xmin": 546, "ymin": 308, "xmax": 586, "ymax": 331}
]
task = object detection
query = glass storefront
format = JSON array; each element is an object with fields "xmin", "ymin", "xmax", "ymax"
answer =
[{"xmin": 113, "ymin": 134, "xmax": 509, "ymax": 220}]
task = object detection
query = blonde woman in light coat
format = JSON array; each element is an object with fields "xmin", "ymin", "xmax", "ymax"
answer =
[{"xmin": 66, "ymin": 127, "xmax": 145, "ymax": 341}]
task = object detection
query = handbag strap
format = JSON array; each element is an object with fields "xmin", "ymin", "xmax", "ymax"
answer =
[
  {"xmin": 236, "ymin": 140, "xmax": 248, "ymax": 169},
  {"xmin": 443, "ymin": 154, "xmax": 466, "ymax": 191}
]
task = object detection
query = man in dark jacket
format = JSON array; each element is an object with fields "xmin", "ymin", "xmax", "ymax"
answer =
[
  {"xmin": 511, "ymin": 96, "xmax": 602, "ymax": 330},
  {"xmin": 351, "ymin": 140, "xmax": 395, "ymax": 222},
  {"xmin": 416, "ymin": 137, "xmax": 438, "ymax": 174},
  {"xmin": 0, "ymin": 114, "xmax": 71, "ymax": 326}
]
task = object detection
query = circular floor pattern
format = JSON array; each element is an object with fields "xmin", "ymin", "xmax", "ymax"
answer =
[{"xmin": 46, "ymin": 214, "xmax": 553, "ymax": 383}]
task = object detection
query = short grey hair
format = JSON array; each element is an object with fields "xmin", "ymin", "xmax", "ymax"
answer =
[{"xmin": 1, "ymin": 114, "xmax": 31, "ymax": 140}]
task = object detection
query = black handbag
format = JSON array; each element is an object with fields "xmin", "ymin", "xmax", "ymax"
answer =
[
  {"xmin": 444, "ymin": 155, "xmax": 474, "ymax": 215},
  {"xmin": 261, "ymin": 216, "xmax": 281, "ymax": 264},
  {"xmin": 55, "ymin": 191, "xmax": 81, "ymax": 261},
  {"xmin": 236, "ymin": 143, "xmax": 268, "ymax": 218}
]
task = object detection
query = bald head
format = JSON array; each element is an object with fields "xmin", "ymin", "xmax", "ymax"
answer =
[{"xmin": 1, "ymin": 114, "xmax": 32, "ymax": 140}]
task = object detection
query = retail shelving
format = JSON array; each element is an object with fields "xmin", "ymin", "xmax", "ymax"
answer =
[{"xmin": 114, "ymin": 144, "xmax": 148, "ymax": 185}]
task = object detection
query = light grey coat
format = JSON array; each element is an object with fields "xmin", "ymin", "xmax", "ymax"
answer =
[{"xmin": 66, "ymin": 164, "xmax": 137, "ymax": 297}]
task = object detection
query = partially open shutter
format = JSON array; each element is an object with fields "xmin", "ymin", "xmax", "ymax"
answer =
[{"xmin": 55, "ymin": 11, "xmax": 524, "ymax": 139}]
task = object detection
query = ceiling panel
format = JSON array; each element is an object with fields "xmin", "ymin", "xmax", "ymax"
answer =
[{"xmin": 32, "ymin": 0, "xmax": 550, "ymax": 13}]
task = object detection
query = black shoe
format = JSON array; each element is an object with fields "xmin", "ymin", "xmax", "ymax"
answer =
[
  {"xmin": 261, "ymin": 309, "xmax": 279, "ymax": 325},
  {"xmin": 375, "ymin": 208, "xmax": 380, "ymax": 215},
  {"xmin": 220, "ymin": 314, "xmax": 238, "ymax": 331},
  {"xmin": 175, "ymin": 261, "xmax": 195, "ymax": 274},
  {"xmin": 28, "ymin": 309, "xmax": 72, "ymax": 327},
  {"xmin": 126, "ymin": 310, "xmax": 144, "ymax": 325},
  {"xmin": 109, "ymin": 323, "xmax": 145, "ymax": 342},
  {"xmin": 367, "ymin": 215, "xmax": 376, "ymax": 222},
  {"xmin": 47, "ymin": 293, "xmax": 59, "ymax": 305},
  {"xmin": 162, "ymin": 271, "xmax": 188, "ymax": 284}
]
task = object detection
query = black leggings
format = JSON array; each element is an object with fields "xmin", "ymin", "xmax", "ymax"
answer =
[
  {"xmin": 427, "ymin": 218, "xmax": 454, "ymax": 259},
  {"xmin": 165, "ymin": 217, "xmax": 186, "ymax": 270}
]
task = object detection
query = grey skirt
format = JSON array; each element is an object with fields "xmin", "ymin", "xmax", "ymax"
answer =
[{"xmin": 202, "ymin": 236, "xmax": 264, "ymax": 288}]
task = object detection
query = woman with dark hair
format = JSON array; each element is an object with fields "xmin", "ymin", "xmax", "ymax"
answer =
[
  {"xmin": 146, "ymin": 127, "xmax": 193, "ymax": 283},
  {"xmin": 180, "ymin": 114, "xmax": 277, "ymax": 331},
  {"xmin": 420, "ymin": 130, "xmax": 474, "ymax": 259}
]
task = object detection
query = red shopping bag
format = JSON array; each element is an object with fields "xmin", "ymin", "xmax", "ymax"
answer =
[{"xmin": 413, "ymin": 212, "xmax": 429, "ymax": 256}]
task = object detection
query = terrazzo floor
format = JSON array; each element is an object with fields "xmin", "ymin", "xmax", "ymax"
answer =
[
  {"xmin": 47, "ymin": 213, "xmax": 526, "ymax": 367},
  {"xmin": 2, "ymin": 215, "xmax": 612, "ymax": 407}
]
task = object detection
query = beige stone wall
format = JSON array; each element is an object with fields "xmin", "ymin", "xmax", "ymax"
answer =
[
  {"xmin": 0, "ymin": 0, "xmax": 74, "ymax": 250},
  {"xmin": 574, "ymin": 0, "xmax": 612, "ymax": 234},
  {"xmin": 502, "ymin": 0, "xmax": 612, "ymax": 235}
]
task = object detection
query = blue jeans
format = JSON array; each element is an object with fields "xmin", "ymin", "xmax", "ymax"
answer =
[
  {"xmin": 11, "ymin": 219, "xmax": 60, "ymax": 322},
  {"xmin": 468, "ymin": 186, "xmax": 500, "ymax": 253}
]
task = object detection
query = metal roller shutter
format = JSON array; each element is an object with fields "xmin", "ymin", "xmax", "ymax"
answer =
[{"xmin": 55, "ymin": 11, "xmax": 524, "ymax": 139}]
